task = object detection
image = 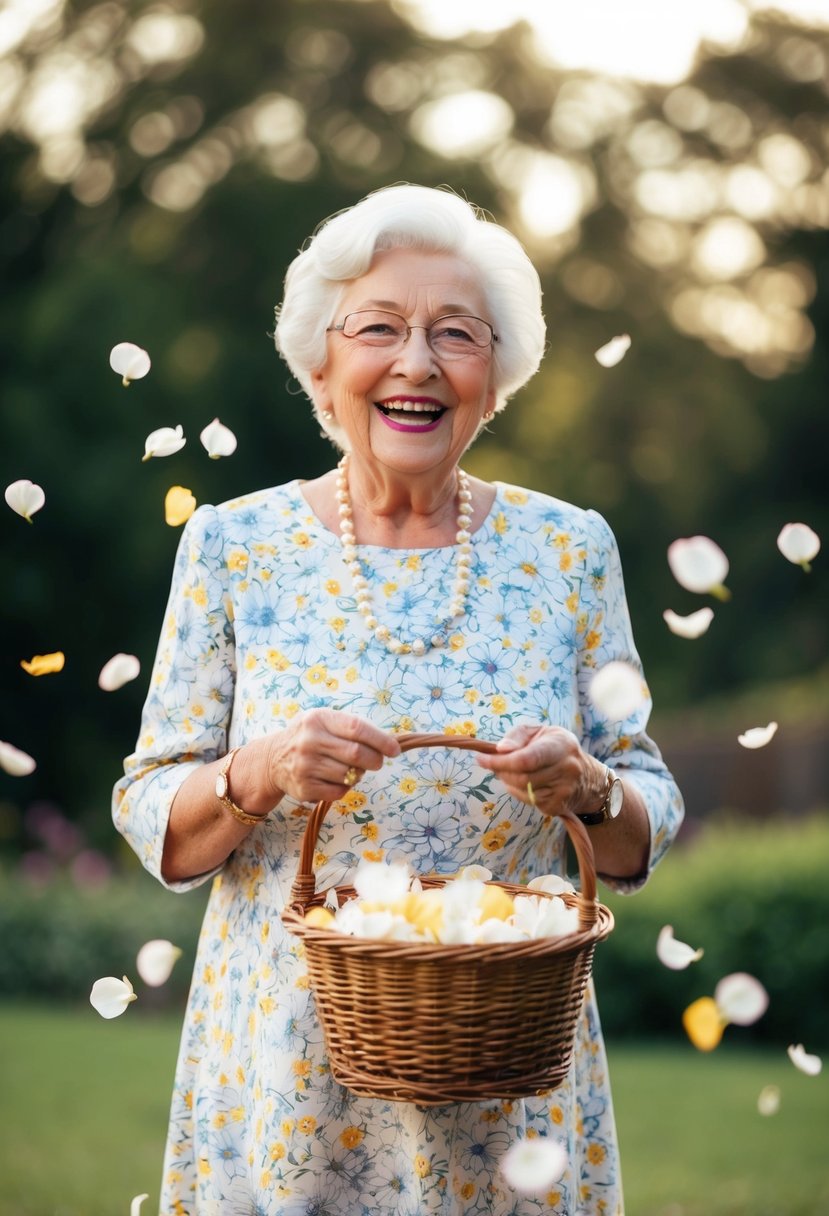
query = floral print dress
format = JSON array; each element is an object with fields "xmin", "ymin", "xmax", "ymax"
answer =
[{"xmin": 113, "ymin": 478, "xmax": 683, "ymax": 1216}]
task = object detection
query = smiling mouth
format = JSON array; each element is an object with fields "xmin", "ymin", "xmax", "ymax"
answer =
[{"xmin": 375, "ymin": 400, "xmax": 447, "ymax": 429}]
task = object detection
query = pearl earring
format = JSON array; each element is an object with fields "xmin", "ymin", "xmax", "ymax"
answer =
[
  {"xmin": 483, "ymin": 411, "xmax": 495, "ymax": 422},
  {"xmin": 322, "ymin": 411, "xmax": 334, "ymax": 422}
]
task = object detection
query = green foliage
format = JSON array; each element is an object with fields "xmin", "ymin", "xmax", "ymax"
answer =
[
  {"xmin": 593, "ymin": 812, "xmax": 829, "ymax": 1048},
  {"xmin": 0, "ymin": 861, "xmax": 208, "ymax": 1006}
]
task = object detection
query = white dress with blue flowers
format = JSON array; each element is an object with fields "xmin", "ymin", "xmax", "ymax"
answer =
[{"xmin": 114, "ymin": 478, "xmax": 683, "ymax": 1216}]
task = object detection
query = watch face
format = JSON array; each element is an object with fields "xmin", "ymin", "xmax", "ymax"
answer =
[
  {"xmin": 215, "ymin": 773, "xmax": 226, "ymax": 799},
  {"xmin": 608, "ymin": 777, "xmax": 624, "ymax": 819}
]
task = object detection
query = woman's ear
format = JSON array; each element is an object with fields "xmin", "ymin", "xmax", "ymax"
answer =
[{"xmin": 309, "ymin": 368, "xmax": 332, "ymax": 413}]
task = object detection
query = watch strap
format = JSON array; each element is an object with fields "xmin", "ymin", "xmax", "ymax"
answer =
[{"xmin": 576, "ymin": 765, "xmax": 614, "ymax": 827}]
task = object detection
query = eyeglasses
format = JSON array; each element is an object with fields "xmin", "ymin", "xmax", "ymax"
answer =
[{"xmin": 327, "ymin": 310, "xmax": 498, "ymax": 360}]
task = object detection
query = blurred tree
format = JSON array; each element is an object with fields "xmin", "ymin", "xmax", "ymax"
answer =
[{"xmin": 1, "ymin": 0, "xmax": 827, "ymax": 835}]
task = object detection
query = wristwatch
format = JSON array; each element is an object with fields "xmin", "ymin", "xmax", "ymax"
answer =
[
  {"xmin": 215, "ymin": 748, "xmax": 266, "ymax": 827},
  {"xmin": 576, "ymin": 766, "xmax": 625, "ymax": 827}
]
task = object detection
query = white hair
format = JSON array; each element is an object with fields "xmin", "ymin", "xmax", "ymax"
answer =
[{"xmin": 273, "ymin": 184, "xmax": 546, "ymax": 447}]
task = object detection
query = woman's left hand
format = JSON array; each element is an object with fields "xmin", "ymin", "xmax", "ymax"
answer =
[{"xmin": 474, "ymin": 724, "xmax": 607, "ymax": 818}]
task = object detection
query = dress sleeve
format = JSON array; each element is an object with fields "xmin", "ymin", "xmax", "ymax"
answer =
[
  {"xmin": 577, "ymin": 509, "xmax": 684, "ymax": 893},
  {"xmin": 112, "ymin": 504, "xmax": 235, "ymax": 892}
]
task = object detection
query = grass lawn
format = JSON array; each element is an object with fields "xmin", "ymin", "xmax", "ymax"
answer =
[{"xmin": 1, "ymin": 1002, "xmax": 827, "ymax": 1215}]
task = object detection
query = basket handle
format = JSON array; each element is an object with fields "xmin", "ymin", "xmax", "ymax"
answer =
[{"xmin": 287, "ymin": 731, "xmax": 600, "ymax": 927}]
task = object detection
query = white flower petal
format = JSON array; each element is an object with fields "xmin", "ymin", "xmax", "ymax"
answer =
[
  {"xmin": 130, "ymin": 1194, "xmax": 149, "ymax": 1216},
  {"xmin": 0, "ymin": 739, "xmax": 36, "ymax": 776},
  {"xmin": 109, "ymin": 342, "xmax": 151, "ymax": 384},
  {"xmin": 737, "ymin": 722, "xmax": 778, "ymax": 750},
  {"xmin": 200, "ymin": 417, "xmax": 237, "ymax": 459},
  {"xmin": 757, "ymin": 1084, "xmax": 781, "ymax": 1116},
  {"xmin": 142, "ymin": 424, "xmax": 186, "ymax": 461},
  {"xmin": 501, "ymin": 1137, "xmax": 567, "ymax": 1192},
  {"xmin": 89, "ymin": 975, "xmax": 138, "ymax": 1019},
  {"xmin": 594, "ymin": 333, "xmax": 631, "ymax": 368},
  {"xmin": 663, "ymin": 607, "xmax": 714, "ymax": 639},
  {"xmin": 353, "ymin": 859, "xmax": 412, "ymax": 904},
  {"xmin": 136, "ymin": 939, "xmax": 183, "ymax": 987},
  {"xmin": 656, "ymin": 925, "xmax": 704, "ymax": 970},
  {"xmin": 324, "ymin": 887, "xmax": 340, "ymax": 910},
  {"xmin": 787, "ymin": 1043, "xmax": 822, "ymax": 1076},
  {"xmin": 526, "ymin": 874, "xmax": 576, "ymax": 896},
  {"xmin": 668, "ymin": 536, "xmax": 729, "ymax": 595},
  {"xmin": 5, "ymin": 479, "xmax": 45, "ymax": 522},
  {"xmin": 458, "ymin": 864, "xmax": 493, "ymax": 882},
  {"xmin": 98, "ymin": 653, "xmax": 141, "ymax": 692},
  {"xmin": 589, "ymin": 660, "xmax": 648, "ymax": 722},
  {"xmin": 777, "ymin": 522, "xmax": 820, "ymax": 566},
  {"xmin": 714, "ymin": 972, "xmax": 769, "ymax": 1026}
]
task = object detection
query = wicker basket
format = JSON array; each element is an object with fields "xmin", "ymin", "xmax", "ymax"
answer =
[{"xmin": 282, "ymin": 732, "xmax": 614, "ymax": 1105}]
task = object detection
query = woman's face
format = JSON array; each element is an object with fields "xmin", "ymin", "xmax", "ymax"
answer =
[{"xmin": 310, "ymin": 248, "xmax": 497, "ymax": 479}]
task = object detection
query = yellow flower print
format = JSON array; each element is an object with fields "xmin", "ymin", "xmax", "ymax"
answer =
[
  {"xmin": 549, "ymin": 1104, "xmax": 564, "ymax": 1124},
  {"xmin": 526, "ymin": 1128, "xmax": 539, "ymax": 1139},
  {"xmin": 198, "ymin": 1158, "xmax": 212, "ymax": 1177},
  {"xmin": 546, "ymin": 1191, "xmax": 562, "ymax": 1206},
  {"xmin": 529, "ymin": 606, "xmax": 543, "ymax": 623},
  {"xmin": 576, "ymin": 611, "xmax": 589, "ymax": 634},
  {"xmin": 362, "ymin": 848, "xmax": 385, "ymax": 862},
  {"xmin": 281, "ymin": 1118, "xmax": 294, "ymax": 1137},
  {"xmin": 399, "ymin": 776, "xmax": 417, "ymax": 794},
  {"xmin": 502, "ymin": 637, "xmax": 513, "ymax": 648},
  {"xmin": 267, "ymin": 648, "xmax": 290, "ymax": 671},
  {"xmin": 190, "ymin": 703, "xmax": 204, "ymax": 717},
  {"xmin": 213, "ymin": 1112, "xmax": 227, "ymax": 1129},
  {"xmin": 362, "ymin": 822, "xmax": 378, "ymax": 841},
  {"xmin": 294, "ymin": 974, "xmax": 309, "ymax": 990},
  {"xmin": 292, "ymin": 531, "xmax": 313, "ymax": 549},
  {"xmin": 493, "ymin": 512, "xmax": 509, "ymax": 535},
  {"xmin": 203, "ymin": 964, "xmax": 215, "ymax": 985},
  {"xmin": 293, "ymin": 1060, "xmax": 311, "ymax": 1079},
  {"xmin": 345, "ymin": 665, "xmax": 358, "ymax": 682},
  {"xmin": 559, "ymin": 552, "xmax": 573, "ymax": 572},
  {"xmin": 383, "ymin": 581, "xmax": 398, "ymax": 597},
  {"xmin": 341, "ymin": 790, "xmax": 367, "ymax": 812},
  {"xmin": 259, "ymin": 995, "xmax": 276, "ymax": 1015},
  {"xmin": 406, "ymin": 554, "xmax": 421, "ymax": 570},
  {"xmin": 270, "ymin": 1142, "xmax": 286, "ymax": 1161},
  {"xmin": 553, "ymin": 531, "xmax": 571, "ymax": 549},
  {"xmin": 577, "ymin": 547, "xmax": 587, "ymax": 560},
  {"xmin": 340, "ymin": 1126, "xmax": 364, "ymax": 1149},
  {"xmin": 491, "ymin": 695, "xmax": 508, "ymax": 714},
  {"xmin": 325, "ymin": 578, "xmax": 340, "ymax": 594},
  {"xmin": 482, "ymin": 822, "xmax": 511, "ymax": 851},
  {"xmin": 504, "ymin": 488, "xmax": 528, "ymax": 505},
  {"xmin": 297, "ymin": 1116, "xmax": 316, "ymax": 1134},
  {"xmin": 325, "ymin": 677, "xmax": 339, "ymax": 691},
  {"xmin": 227, "ymin": 550, "xmax": 248, "ymax": 574},
  {"xmin": 464, "ymin": 688, "xmax": 479, "ymax": 704},
  {"xmin": 329, "ymin": 617, "xmax": 346, "ymax": 633},
  {"xmin": 520, "ymin": 561, "xmax": 538, "ymax": 577},
  {"xmin": 584, "ymin": 630, "xmax": 601, "ymax": 650},
  {"xmin": 460, "ymin": 1182, "xmax": 475, "ymax": 1200},
  {"xmin": 191, "ymin": 584, "xmax": 207, "ymax": 607},
  {"xmin": 284, "ymin": 701, "xmax": 300, "ymax": 718},
  {"xmin": 414, "ymin": 1153, "xmax": 431, "ymax": 1178},
  {"xmin": 313, "ymin": 850, "xmax": 327, "ymax": 868},
  {"xmin": 305, "ymin": 664, "xmax": 327, "ymax": 684},
  {"xmin": 260, "ymin": 1169, "xmax": 273, "ymax": 1188}
]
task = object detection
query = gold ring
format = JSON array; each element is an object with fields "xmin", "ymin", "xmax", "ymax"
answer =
[{"xmin": 343, "ymin": 766, "xmax": 359, "ymax": 787}]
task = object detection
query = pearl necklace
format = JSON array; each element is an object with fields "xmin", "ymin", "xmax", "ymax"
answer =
[{"xmin": 335, "ymin": 454, "xmax": 473, "ymax": 656}]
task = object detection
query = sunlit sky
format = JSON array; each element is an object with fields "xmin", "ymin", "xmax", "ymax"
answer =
[{"xmin": 395, "ymin": 0, "xmax": 829, "ymax": 84}]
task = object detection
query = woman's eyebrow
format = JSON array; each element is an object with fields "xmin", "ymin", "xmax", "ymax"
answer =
[{"xmin": 355, "ymin": 298, "xmax": 474, "ymax": 314}]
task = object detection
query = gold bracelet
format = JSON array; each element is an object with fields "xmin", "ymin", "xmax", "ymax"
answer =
[{"xmin": 214, "ymin": 748, "xmax": 267, "ymax": 827}]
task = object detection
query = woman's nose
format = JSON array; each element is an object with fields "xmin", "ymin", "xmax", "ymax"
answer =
[{"xmin": 390, "ymin": 327, "xmax": 439, "ymax": 380}]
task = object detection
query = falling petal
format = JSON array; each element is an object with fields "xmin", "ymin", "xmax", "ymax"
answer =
[
  {"xmin": 656, "ymin": 924, "xmax": 704, "ymax": 970},
  {"xmin": 136, "ymin": 939, "xmax": 183, "ymax": 987},
  {"xmin": 130, "ymin": 1195, "xmax": 149, "ymax": 1216},
  {"xmin": 0, "ymin": 740, "xmax": 36, "ymax": 777},
  {"xmin": 109, "ymin": 342, "xmax": 151, "ymax": 385},
  {"xmin": 527, "ymin": 874, "xmax": 576, "ymax": 896},
  {"xmin": 143, "ymin": 424, "xmax": 186, "ymax": 462},
  {"xmin": 200, "ymin": 417, "xmax": 237, "ymax": 459},
  {"xmin": 683, "ymin": 996, "xmax": 726, "ymax": 1051},
  {"xmin": 501, "ymin": 1137, "xmax": 567, "ymax": 1192},
  {"xmin": 668, "ymin": 536, "xmax": 730, "ymax": 599},
  {"xmin": 738, "ymin": 722, "xmax": 778, "ymax": 750},
  {"xmin": 98, "ymin": 653, "xmax": 141, "ymax": 691},
  {"xmin": 594, "ymin": 334, "xmax": 631, "ymax": 368},
  {"xmin": 777, "ymin": 522, "xmax": 820, "ymax": 571},
  {"xmin": 5, "ymin": 479, "xmax": 45, "ymax": 523},
  {"xmin": 165, "ymin": 486, "xmax": 196, "ymax": 527},
  {"xmin": 89, "ymin": 975, "xmax": 138, "ymax": 1019},
  {"xmin": 20, "ymin": 651, "xmax": 65, "ymax": 676},
  {"xmin": 757, "ymin": 1084, "xmax": 781, "ymax": 1116},
  {"xmin": 787, "ymin": 1043, "xmax": 822, "ymax": 1076},
  {"xmin": 589, "ymin": 660, "xmax": 647, "ymax": 722},
  {"xmin": 715, "ymin": 972, "xmax": 769, "ymax": 1025},
  {"xmin": 663, "ymin": 607, "xmax": 714, "ymax": 639}
]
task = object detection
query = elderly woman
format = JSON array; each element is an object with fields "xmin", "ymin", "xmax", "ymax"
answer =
[{"xmin": 114, "ymin": 184, "xmax": 683, "ymax": 1215}]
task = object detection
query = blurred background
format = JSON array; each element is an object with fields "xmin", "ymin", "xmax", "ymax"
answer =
[{"xmin": 1, "ymin": 1, "xmax": 828, "ymax": 1210}]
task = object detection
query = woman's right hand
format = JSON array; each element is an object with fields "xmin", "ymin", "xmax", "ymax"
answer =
[{"xmin": 260, "ymin": 708, "xmax": 402, "ymax": 804}]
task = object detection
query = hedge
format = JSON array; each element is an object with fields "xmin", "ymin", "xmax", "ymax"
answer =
[{"xmin": 1, "ymin": 814, "xmax": 827, "ymax": 1046}]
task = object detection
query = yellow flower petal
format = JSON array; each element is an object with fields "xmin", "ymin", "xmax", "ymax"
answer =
[
  {"xmin": 20, "ymin": 651, "xmax": 65, "ymax": 676},
  {"xmin": 165, "ymin": 485, "xmax": 197, "ymax": 527},
  {"xmin": 683, "ymin": 996, "xmax": 726, "ymax": 1051}
]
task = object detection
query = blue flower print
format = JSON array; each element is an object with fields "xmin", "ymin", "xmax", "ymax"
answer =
[
  {"xmin": 235, "ymin": 579, "xmax": 282, "ymax": 647},
  {"xmin": 405, "ymin": 661, "xmax": 470, "ymax": 726},
  {"xmin": 383, "ymin": 803, "xmax": 464, "ymax": 867},
  {"xmin": 464, "ymin": 638, "xmax": 520, "ymax": 695},
  {"xmin": 457, "ymin": 1125, "xmax": 512, "ymax": 1176}
]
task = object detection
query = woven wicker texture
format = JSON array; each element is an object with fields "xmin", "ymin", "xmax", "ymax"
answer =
[{"xmin": 282, "ymin": 733, "xmax": 614, "ymax": 1105}]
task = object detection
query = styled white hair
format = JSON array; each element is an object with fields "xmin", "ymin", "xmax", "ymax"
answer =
[{"xmin": 273, "ymin": 184, "xmax": 546, "ymax": 447}]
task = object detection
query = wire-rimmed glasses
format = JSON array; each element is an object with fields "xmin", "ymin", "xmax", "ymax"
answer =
[{"xmin": 327, "ymin": 310, "xmax": 498, "ymax": 360}]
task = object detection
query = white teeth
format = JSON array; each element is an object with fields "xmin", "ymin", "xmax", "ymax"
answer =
[{"xmin": 380, "ymin": 400, "xmax": 443, "ymax": 413}]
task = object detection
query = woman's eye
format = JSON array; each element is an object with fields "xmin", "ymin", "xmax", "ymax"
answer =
[{"xmin": 435, "ymin": 326, "xmax": 474, "ymax": 342}]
